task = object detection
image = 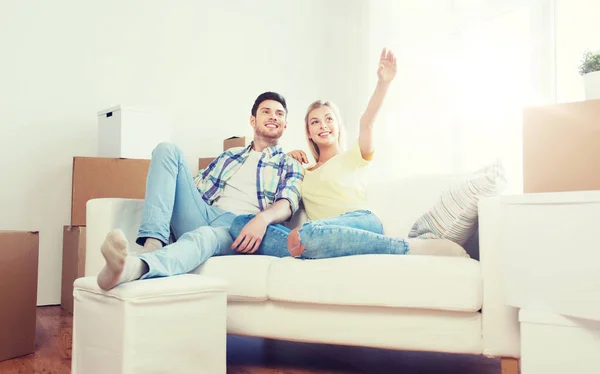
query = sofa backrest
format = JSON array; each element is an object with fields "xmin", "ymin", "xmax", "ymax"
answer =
[
  {"xmin": 287, "ymin": 174, "xmax": 466, "ymax": 238},
  {"xmin": 367, "ymin": 174, "xmax": 465, "ymax": 238}
]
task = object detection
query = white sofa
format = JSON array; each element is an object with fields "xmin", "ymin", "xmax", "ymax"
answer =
[{"xmin": 81, "ymin": 175, "xmax": 520, "ymax": 368}]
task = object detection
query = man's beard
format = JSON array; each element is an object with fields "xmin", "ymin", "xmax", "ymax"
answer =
[{"xmin": 255, "ymin": 125, "xmax": 283, "ymax": 140}]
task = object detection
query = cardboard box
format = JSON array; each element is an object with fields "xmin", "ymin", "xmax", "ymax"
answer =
[
  {"xmin": 523, "ymin": 99, "xmax": 600, "ymax": 193},
  {"xmin": 0, "ymin": 231, "xmax": 39, "ymax": 362},
  {"xmin": 223, "ymin": 136, "xmax": 246, "ymax": 151},
  {"xmin": 97, "ymin": 105, "xmax": 172, "ymax": 159},
  {"xmin": 61, "ymin": 226, "xmax": 86, "ymax": 314},
  {"xmin": 198, "ymin": 157, "xmax": 216, "ymax": 171},
  {"xmin": 72, "ymin": 157, "xmax": 150, "ymax": 226}
]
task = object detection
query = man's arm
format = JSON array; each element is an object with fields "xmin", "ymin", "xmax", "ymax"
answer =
[
  {"xmin": 193, "ymin": 152, "xmax": 228, "ymax": 193},
  {"xmin": 231, "ymin": 199, "xmax": 292, "ymax": 253},
  {"xmin": 232, "ymin": 158, "xmax": 304, "ymax": 254},
  {"xmin": 273, "ymin": 158, "xmax": 304, "ymax": 217}
]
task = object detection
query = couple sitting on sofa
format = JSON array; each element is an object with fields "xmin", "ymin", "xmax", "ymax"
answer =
[{"xmin": 97, "ymin": 48, "xmax": 448, "ymax": 291}]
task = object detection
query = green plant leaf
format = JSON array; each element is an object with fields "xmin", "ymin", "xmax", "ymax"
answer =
[{"xmin": 579, "ymin": 50, "xmax": 600, "ymax": 75}]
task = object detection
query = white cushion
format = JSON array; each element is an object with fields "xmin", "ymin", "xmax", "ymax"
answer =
[
  {"xmin": 227, "ymin": 301, "xmax": 483, "ymax": 355},
  {"xmin": 191, "ymin": 255, "xmax": 277, "ymax": 302},
  {"xmin": 267, "ymin": 255, "xmax": 482, "ymax": 312}
]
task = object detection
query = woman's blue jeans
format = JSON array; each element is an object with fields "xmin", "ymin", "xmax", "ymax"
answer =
[{"xmin": 229, "ymin": 210, "xmax": 409, "ymax": 259}]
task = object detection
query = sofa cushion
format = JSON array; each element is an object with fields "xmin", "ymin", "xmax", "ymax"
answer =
[
  {"xmin": 191, "ymin": 255, "xmax": 277, "ymax": 302},
  {"xmin": 267, "ymin": 255, "xmax": 482, "ymax": 312},
  {"xmin": 408, "ymin": 160, "xmax": 507, "ymax": 246}
]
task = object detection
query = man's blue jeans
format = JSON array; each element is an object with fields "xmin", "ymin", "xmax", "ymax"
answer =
[
  {"xmin": 230, "ymin": 210, "xmax": 409, "ymax": 259},
  {"xmin": 134, "ymin": 142, "xmax": 288, "ymax": 279}
]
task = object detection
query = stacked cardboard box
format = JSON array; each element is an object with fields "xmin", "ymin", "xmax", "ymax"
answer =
[
  {"xmin": 97, "ymin": 105, "xmax": 172, "ymax": 159},
  {"xmin": 198, "ymin": 158, "xmax": 215, "ymax": 170},
  {"xmin": 61, "ymin": 226, "xmax": 86, "ymax": 314},
  {"xmin": 61, "ymin": 157, "xmax": 150, "ymax": 313},
  {"xmin": 0, "ymin": 231, "xmax": 39, "ymax": 361},
  {"xmin": 199, "ymin": 136, "xmax": 246, "ymax": 170},
  {"xmin": 71, "ymin": 157, "xmax": 151, "ymax": 226},
  {"xmin": 523, "ymin": 99, "xmax": 600, "ymax": 193},
  {"xmin": 223, "ymin": 136, "xmax": 246, "ymax": 150}
]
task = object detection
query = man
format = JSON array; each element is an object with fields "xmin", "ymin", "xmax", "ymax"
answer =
[{"xmin": 97, "ymin": 92, "xmax": 304, "ymax": 290}]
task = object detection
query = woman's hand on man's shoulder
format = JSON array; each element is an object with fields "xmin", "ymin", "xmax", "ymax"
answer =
[{"xmin": 287, "ymin": 150, "xmax": 309, "ymax": 164}]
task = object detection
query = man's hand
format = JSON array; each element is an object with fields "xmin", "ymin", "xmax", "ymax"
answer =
[
  {"xmin": 287, "ymin": 150, "xmax": 309, "ymax": 164},
  {"xmin": 231, "ymin": 214, "xmax": 269, "ymax": 254}
]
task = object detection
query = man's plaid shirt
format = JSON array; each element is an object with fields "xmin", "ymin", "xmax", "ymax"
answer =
[{"xmin": 193, "ymin": 143, "xmax": 304, "ymax": 215}]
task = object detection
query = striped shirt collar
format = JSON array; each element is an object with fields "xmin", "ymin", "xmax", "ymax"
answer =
[{"xmin": 242, "ymin": 141, "xmax": 284, "ymax": 158}]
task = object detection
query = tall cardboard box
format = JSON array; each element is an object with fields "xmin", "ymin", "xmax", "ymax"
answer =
[
  {"xmin": 61, "ymin": 226, "xmax": 86, "ymax": 314},
  {"xmin": 523, "ymin": 99, "xmax": 600, "ymax": 193},
  {"xmin": 0, "ymin": 231, "xmax": 39, "ymax": 362},
  {"xmin": 71, "ymin": 157, "xmax": 150, "ymax": 226},
  {"xmin": 223, "ymin": 136, "xmax": 246, "ymax": 151}
]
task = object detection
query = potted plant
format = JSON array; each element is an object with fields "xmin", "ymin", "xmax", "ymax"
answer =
[{"xmin": 579, "ymin": 50, "xmax": 600, "ymax": 100}]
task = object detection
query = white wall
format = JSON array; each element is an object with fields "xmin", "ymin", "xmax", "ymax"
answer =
[
  {"xmin": 555, "ymin": 0, "xmax": 600, "ymax": 103},
  {"xmin": 0, "ymin": 0, "xmax": 366, "ymax": 305},
  {"xmin": 363, "ymin": 1, "xmax": 533, "ymax": 196}
]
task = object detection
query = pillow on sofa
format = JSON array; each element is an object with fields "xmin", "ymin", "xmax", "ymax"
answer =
[{"xmin": 407, "ymin": 160, "xmax": 507, "ymax": 246}]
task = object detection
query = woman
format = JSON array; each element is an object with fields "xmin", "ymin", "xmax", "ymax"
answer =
[{"xmin": 230, "ymin": 48, "xmax": 410, "ymax": 259}]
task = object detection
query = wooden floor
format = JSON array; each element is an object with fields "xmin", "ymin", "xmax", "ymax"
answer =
[{"xmin": 0, "ymin": 306, "xmax": 503, "ymax": 374}]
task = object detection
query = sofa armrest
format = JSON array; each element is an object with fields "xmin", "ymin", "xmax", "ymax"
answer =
[
  {"xmin": 85, "ymin": 198, "xmax": 145, "ymax": 276},
  {"xmin": 478, "ymin": 196, "xmax": 520, "ymax": 358}
]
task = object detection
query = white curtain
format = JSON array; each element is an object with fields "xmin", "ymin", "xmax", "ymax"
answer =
[{"xmin": 366, "ymin": 0, "xmax": 554, "ymax": 193}]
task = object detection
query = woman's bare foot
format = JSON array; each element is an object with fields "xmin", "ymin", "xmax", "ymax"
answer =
[
  {"xmin": 97, "ymin": 229, "xmax": 129, "ymax": 290},
  {"xmin": 287, "ymin": 227, "xmax": 305, "ymax": 257}
]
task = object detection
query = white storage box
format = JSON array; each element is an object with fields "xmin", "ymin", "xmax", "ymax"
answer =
[
  {"xmin": 72, "ymin": 274, "xmax": 228, "ymax": 374},
  {"xmin": 520, "ymin": 309, "xmax": 600, "ymax": 374},
  {"xmin": 98, "ymin": 105, "xmax": 172, "ymax": 159},
  {"xmin": 498, "ymin": 191, "xmax": 600, "ymax": 320}
]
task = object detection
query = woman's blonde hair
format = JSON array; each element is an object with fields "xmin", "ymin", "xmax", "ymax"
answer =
[{"xmin": 304, "ymin": 100, "xmax": 346, "ymax": 162}]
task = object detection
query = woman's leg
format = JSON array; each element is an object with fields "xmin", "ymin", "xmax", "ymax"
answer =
[
  {"xmin": 290, "ymin": 210, "xmax": 409, "ymax": 259},
  {"xmin": 229, "ymin": 214, "xmax": 292, "ymax": 258}
]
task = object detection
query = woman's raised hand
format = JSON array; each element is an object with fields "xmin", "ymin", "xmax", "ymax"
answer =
[{"xmin": 377, "ymin": 48, "xmax": 397, "ymax": 83}]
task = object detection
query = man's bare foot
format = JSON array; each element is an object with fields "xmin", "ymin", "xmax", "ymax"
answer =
[
  {"xmin": 97, "ymin": 229, "xmax": 128, "ymax": 290},
  {"xmin": 287, "ymin": 227, "xmax": 305, "ymax": 257}
]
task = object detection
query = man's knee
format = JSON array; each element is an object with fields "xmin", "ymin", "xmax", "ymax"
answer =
[
  {"xmin": 186, "ymin": 225, "xmax": 219, "ymax": 244},
  {"xmin": 229, "ymin": 214, "xmax": 256, "ymax": 238},
  {"xmin": 152, "ymin": 142, "xmax": 182, "ymax": 159}
]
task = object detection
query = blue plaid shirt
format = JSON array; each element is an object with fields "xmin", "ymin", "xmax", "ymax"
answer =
[{"xmin": 193, "ymin": 143, "xmax": 304, "ymax": 215}]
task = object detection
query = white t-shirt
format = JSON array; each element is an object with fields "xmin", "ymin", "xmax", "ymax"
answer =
[{"xmin": 212, "ymin": 150, "xmax": 261, "ymax": 215}]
